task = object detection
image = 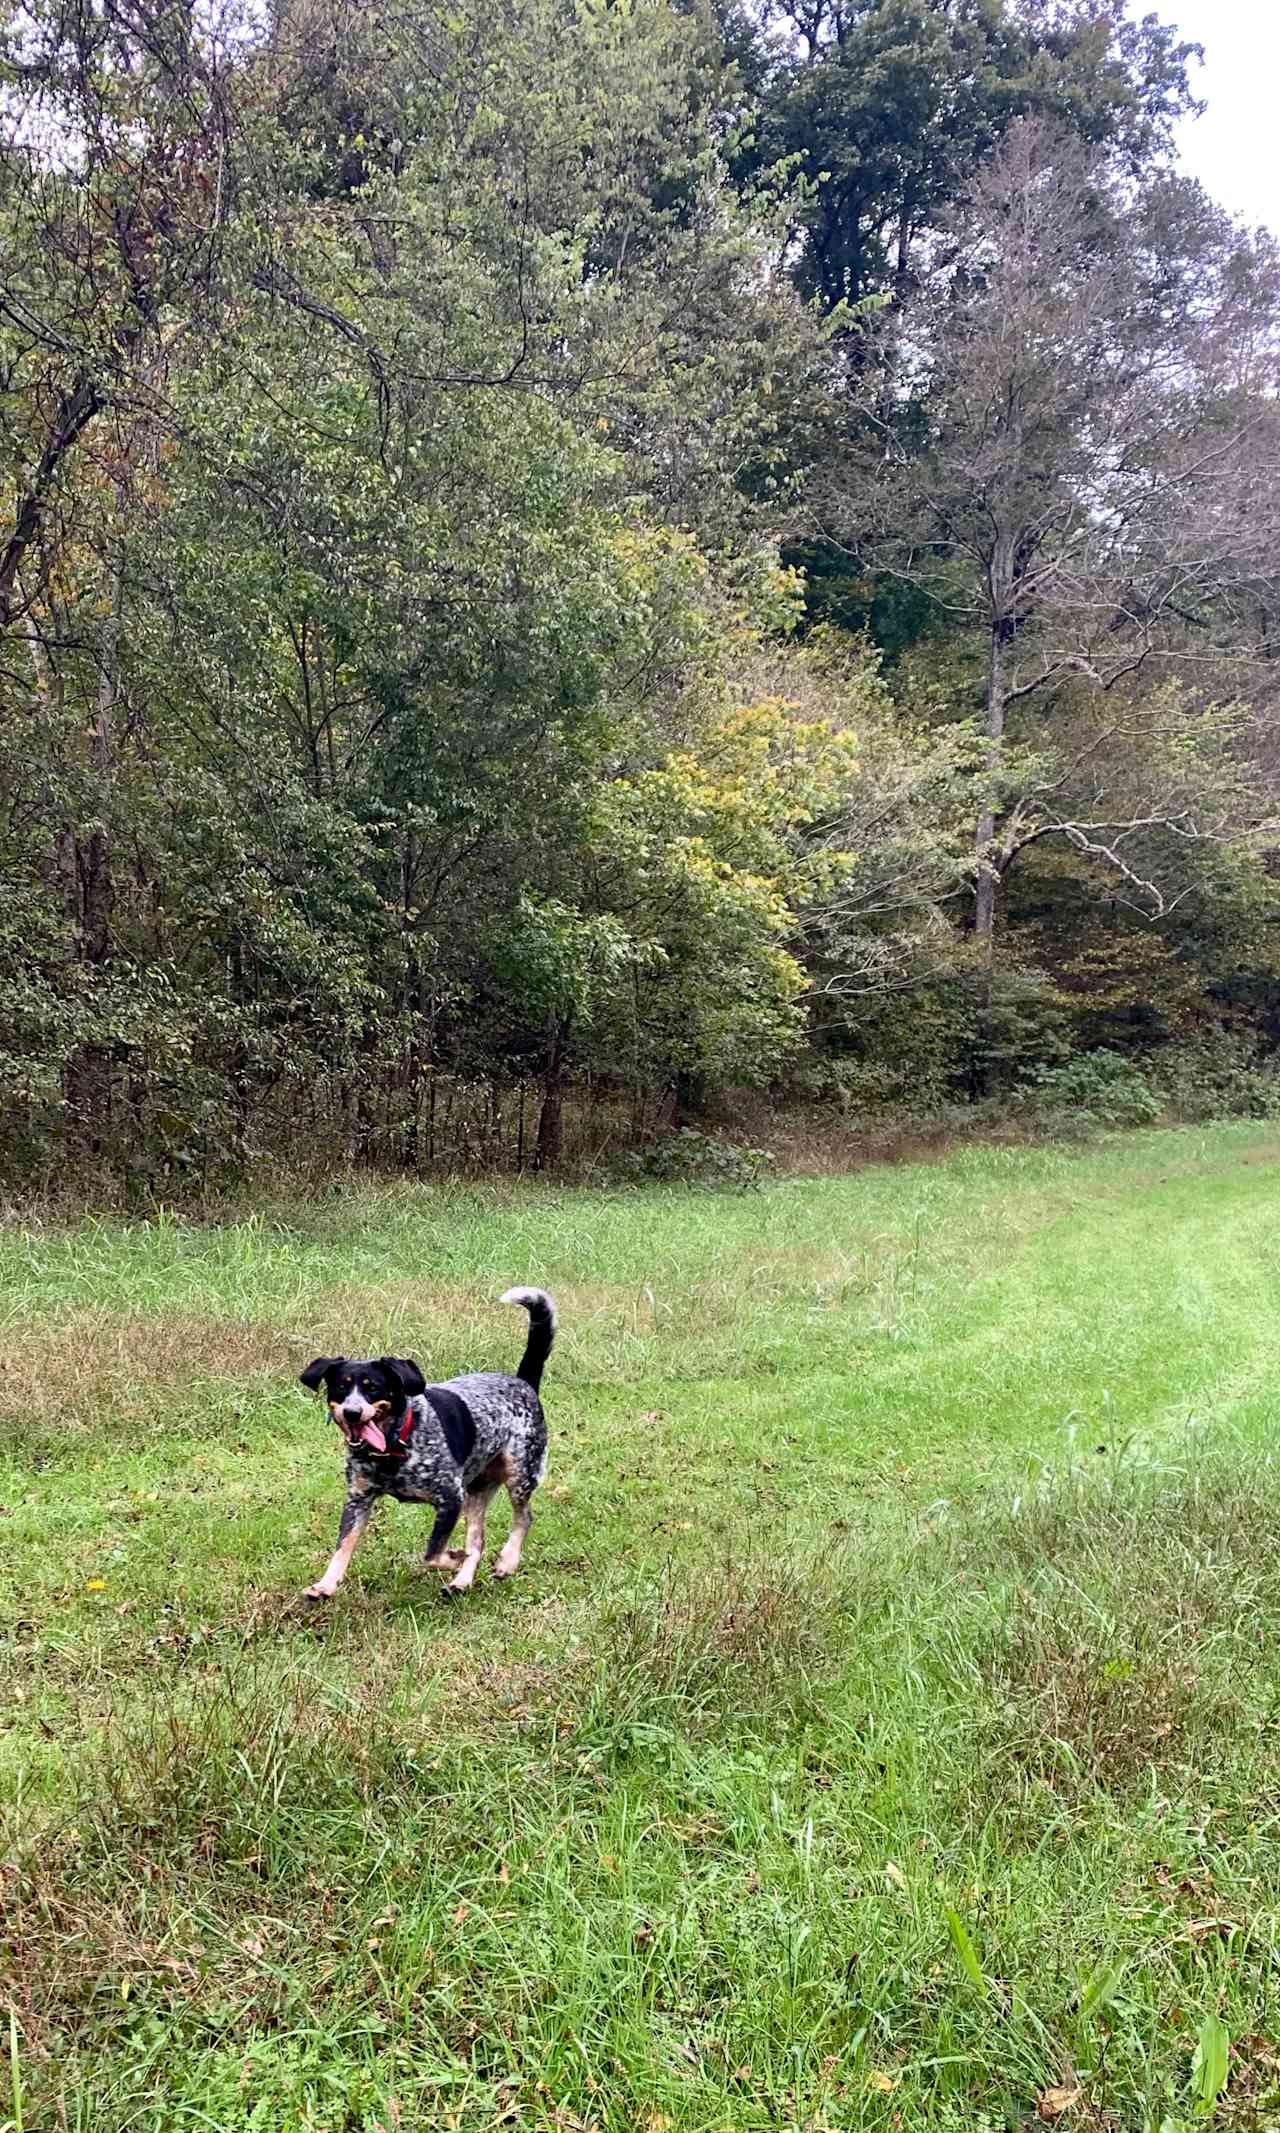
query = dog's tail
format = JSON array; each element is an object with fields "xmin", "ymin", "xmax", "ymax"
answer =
[{"xmin": 500, "ymin": 1286, "xmax": 557, "ymax": 1393}]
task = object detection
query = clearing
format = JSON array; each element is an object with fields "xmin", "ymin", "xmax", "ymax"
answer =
[{"xmin": 4, "ymin": 1123, "xmax": 1280, "ymax": 2131}]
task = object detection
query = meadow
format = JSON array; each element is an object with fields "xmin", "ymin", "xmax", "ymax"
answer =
[{"xmin": 4, "ymin": 1122, "xmax": 1280, "ymax": 2132}]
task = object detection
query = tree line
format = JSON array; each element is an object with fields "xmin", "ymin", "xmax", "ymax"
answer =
[{"xmin": 3, "ymin": 0, "xmax": 1278, "ymax": 1189}]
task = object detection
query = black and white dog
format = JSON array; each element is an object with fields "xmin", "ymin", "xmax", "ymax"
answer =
[{"xmin": 299, "ymin": 1288, "xmax": 554, "ymax": 1600}]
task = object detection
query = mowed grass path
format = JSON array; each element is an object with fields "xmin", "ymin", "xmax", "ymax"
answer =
[{"xmin": 4, "ymin": 1124, "xmax": 1280, "ymax": 2131}]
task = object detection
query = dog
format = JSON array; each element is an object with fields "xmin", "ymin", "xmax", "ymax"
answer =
[{"xmin": 299, "ymin": 1287, "xmax": 554, "ymax": 1600}]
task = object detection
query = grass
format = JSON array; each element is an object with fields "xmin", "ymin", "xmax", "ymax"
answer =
[{"xmin": 3, "ymin": 1121, "xmax": 1280, "ymax": 2131}]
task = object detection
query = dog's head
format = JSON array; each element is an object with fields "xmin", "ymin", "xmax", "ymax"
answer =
[{"xmin": 299, "ymin": 1354, "xmax": 427, "ymax": 1453}]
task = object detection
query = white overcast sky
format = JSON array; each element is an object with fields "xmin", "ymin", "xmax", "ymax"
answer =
[{"xmin": 1165, "ymin": 0, "xmax": 1279, "ymax": 233}]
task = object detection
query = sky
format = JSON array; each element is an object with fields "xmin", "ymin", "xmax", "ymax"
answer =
[{"xmin": 1166, "ymin": 0, "xmax": 1280, "ymax": 233}]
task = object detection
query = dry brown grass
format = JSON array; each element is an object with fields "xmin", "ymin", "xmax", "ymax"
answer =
[
  {"xmin": 709, "ymin": 1091, "xmax": 1050, "ymax": 1178},
  {"xmin": 0, "ymin": 1310, "xmax": 292, "ymax": 1433},
  {"xmin": 4, "ymin": 1663, "xmax": 403, "ymax": 2061},
  {"xmin": 985, "ymin": 1620, "xmax": 1239, "ymax": 1794},
  {"xmin": 1221, "ymin": 2034, "xmax": 1280, "ymax": 2130},
  {"xmin": 954, "ymin": 1459, "xmax": 1280, "ymax": 1800},
  {"xmin": 580, "ymin": 1546, "xmax": 857, "ymax": 1747},
  {"xmin": 0, "ymin": 1280, "xmax": 629, "ymax": 1441},
  {"xmin": 307, "ymin": 1277, "xmax": 627, "ymax": 1344}
]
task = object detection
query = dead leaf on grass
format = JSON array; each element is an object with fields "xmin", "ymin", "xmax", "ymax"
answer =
[{"xmin": 1037, "ymin": 2084, "xmax": 1082, "ymax": 2120}]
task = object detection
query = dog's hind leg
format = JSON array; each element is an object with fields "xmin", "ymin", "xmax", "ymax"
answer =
[
  {"xmin": 493, "ymin": 1484, "xmax": 535, "ymax": 1579},
  {"xmin": 494, "ymin": 1438, "xmax": 544, "ymax": 1580},
  {"xmin": 306, "ymin": 1491, "xmax": 377, "ymax": 1599},
  {"xmin": 423, "ymin": 1489, "xmax": 463, "ymax": 1571},
  {"xmin": 448, "ymin": 1483, "xmax": 500, "ymax": 1592}
]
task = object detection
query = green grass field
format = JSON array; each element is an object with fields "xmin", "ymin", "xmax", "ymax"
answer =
[{"xmin": 5, "ymin": 1123, "xmax": 1280, "ymax": 2132}]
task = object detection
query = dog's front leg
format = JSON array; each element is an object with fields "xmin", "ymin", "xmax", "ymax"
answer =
[
  {"xmin": 422, "ymin": 1489, "xmax": 463, "ymax": 1571},
  {"xmin": 306, "ymin": 1490, "xmax": 376, "ymax": 1599}
]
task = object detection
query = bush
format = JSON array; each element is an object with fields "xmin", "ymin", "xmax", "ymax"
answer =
[
  {"xmin": 619, "ymin": 1127, "xmax": 774, "ymax": 1190},
  {"xmin": 1025, "ymin": 1047, "xmax": 1162, "ymax": 1127},
  {"xmin": 1150, "ymin": 1030, "xmax": 1280, "ymax": 1122}
]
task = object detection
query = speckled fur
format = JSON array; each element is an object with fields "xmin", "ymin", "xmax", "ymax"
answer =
[{"xmin": 301, "ymin": 1289, "xmax": 553, "ymax": 1599}]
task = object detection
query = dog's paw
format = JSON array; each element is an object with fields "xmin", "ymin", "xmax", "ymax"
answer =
[{"xmin": 304, "ymin": 1581, "xmax": 336, "ymax": 1600}]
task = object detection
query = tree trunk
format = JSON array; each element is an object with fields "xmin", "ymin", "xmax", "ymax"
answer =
[
  {"xmin": 533, "ymin": 1024, "xmax": 567, "ymax": 1171},
  {"xmin": 0, "ymin": 375, "xmax": 102, "ymax": 633},
  {"xmin": 970, "ymin": 624, "xmax": 1009, "ymax": 1098},
  {"xmin": 673, "ymin": 1068, "xmax": 705, "ymax": 1129},
  {"xmin": 64, "ymin": 880, "xmax": 114, "ymax": 1146},
  {"xmin": 64, "ymin": 558, "xmax": 123, "ymax": 1153},
  {"xmin": 974, "ymin": 624, "xmax": 1008, "ymax": 978},
  {"xmin": 894, "ymin": 202, "xmax": 913, "ymax": 296}
]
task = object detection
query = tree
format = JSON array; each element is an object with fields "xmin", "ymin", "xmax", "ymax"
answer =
[
  {"xmin": 0, "ymin": 0, "xmax": 238, "ymax": 632},
  {"xmin": 824, "ymin": 120, "xmax": 1280, "ymax": 993},
  {"xmin": 3, "ymin": 0, "xmax": 1277, "ymax": 1188},
  {"xmin": 736, "ymin": 0, "xmax": 1202, "ymax": 316},
  {"xmin": 0, "ymin": 0, "xmax": 838, "ymax": 1179},
  {"xmin": 1, "ymin": 0, "xmax": 250, "ymax": 1148}
]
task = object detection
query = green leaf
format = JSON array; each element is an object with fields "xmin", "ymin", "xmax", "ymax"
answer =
[
  {"xmin": 944, "ymin": 1906, "xmax": 987, "ymax": 1996},
  {"xmin": 1080, "ymin": 1958, "xmax": 1125, "ymax": 2016},
  {"xmin": 1191, "ymin": 2012, "xmax": 1229, "ymax": 2116}
]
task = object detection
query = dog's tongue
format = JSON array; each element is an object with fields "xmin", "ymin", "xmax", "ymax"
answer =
[{"xmin": 358, "ymin": 1419, "xmax": 387, "ymax": 1452}]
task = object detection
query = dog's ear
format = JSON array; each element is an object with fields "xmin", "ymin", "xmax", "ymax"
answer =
[
  {"xmin": 300, "ymin": 1356, "xmax": 342, "ymax": 1392},
  {"xmin": 379, "ymin": 1356, "xmax": 426, "ymax": 1399}
]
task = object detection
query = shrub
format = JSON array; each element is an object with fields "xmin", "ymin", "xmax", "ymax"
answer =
[
  {"xmin": 1150, "ymin": 1030, "xmax": 1280, "ymax": 1122},
  {"xmin": 1025, "ymin": 1047, "xmax": 1162, "ymax": 1127},
  {"xmin": 620, "ymin": 1127, "xmax": 774, "ymax": 1190}
]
